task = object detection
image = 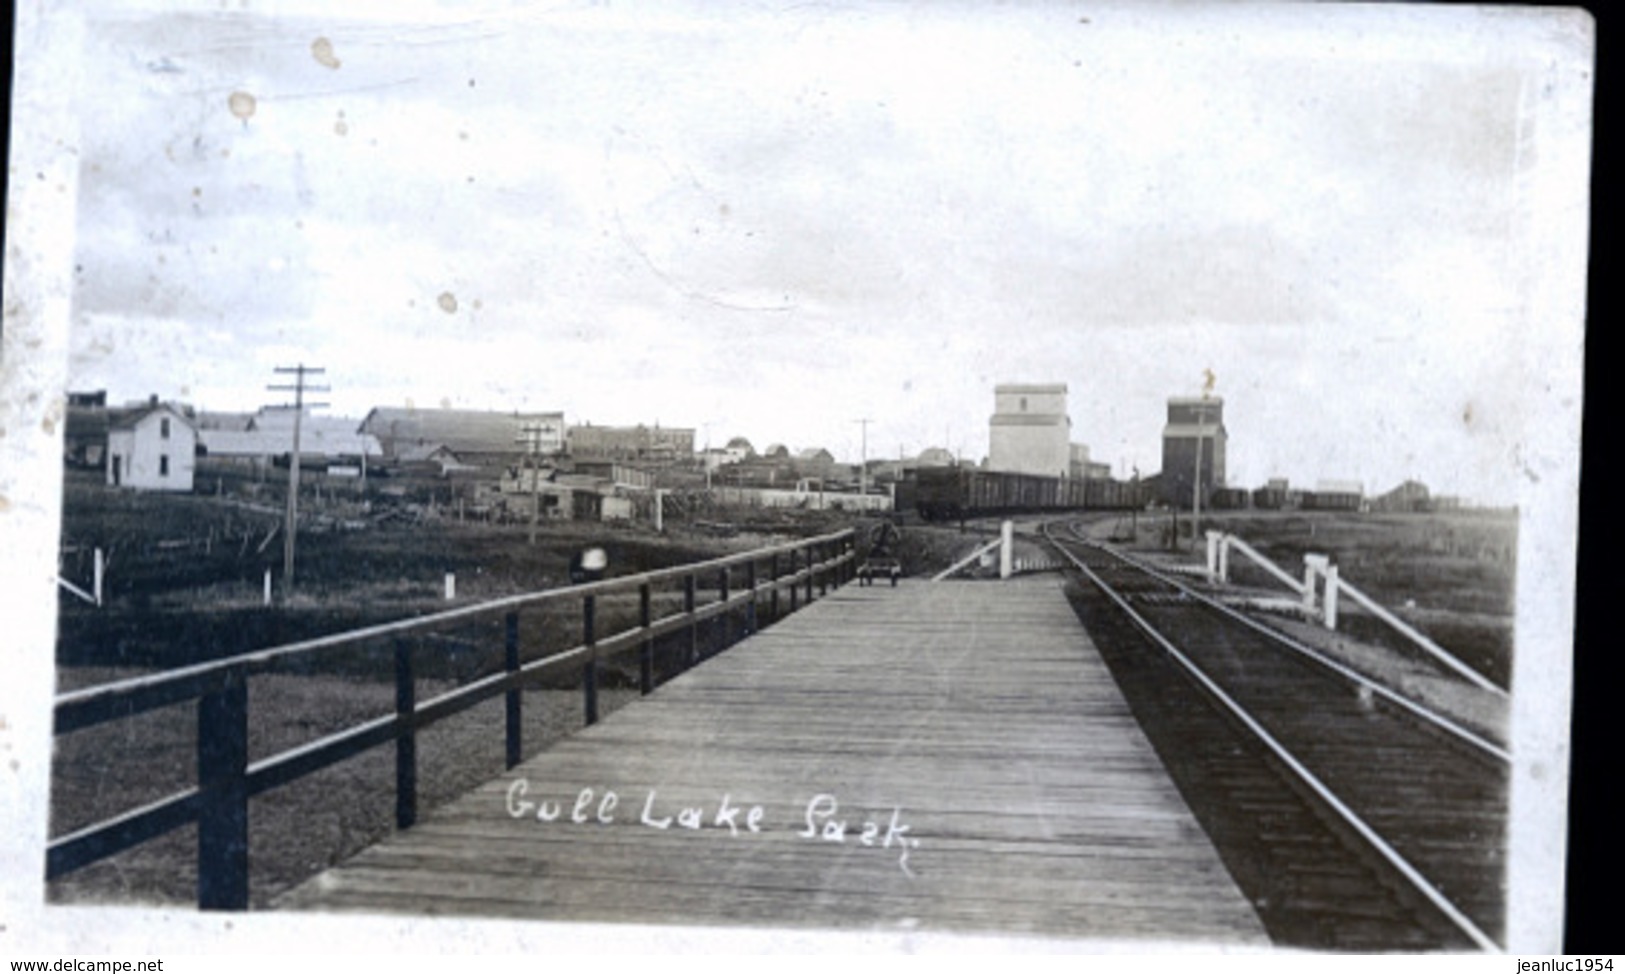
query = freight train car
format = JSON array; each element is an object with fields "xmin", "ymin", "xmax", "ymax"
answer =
[{"xmin": 909, "ymin": 467, "xmax": 1146, "ymax": 522}]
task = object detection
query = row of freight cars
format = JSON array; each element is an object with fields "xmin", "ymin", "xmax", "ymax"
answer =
[
  {"xmin": 897, "ymin": 467, "xmax": 1371, "ymax": 522},
  {"xmin": 899, "ymin": 467, "xmax": 1150, "ymax": 522}
]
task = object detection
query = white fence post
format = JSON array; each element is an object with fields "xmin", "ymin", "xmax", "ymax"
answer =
[
  {"xmin": 263, "ymin": 568, "xmax": 272, "ymax": 606},
  {"xmin": 445, "ymin": 573, "xmax": 456, "ymax": 601},
  {"xmin": 1205, "ymin": 531, "xmax": 1221, "ymax": 580},
  {"xmin": 1323, "ymin": 564, "xmax": 1340, "ymax": 629},
  {"xmin": 1218, "ymin": 534, "xmax": 1230, "ymax": 583},
  {"xmin": 1302, "ymin": 554, "xmax": 1327, "ymax": 617},
  {"xmin": 999, "ymin": 521, "xmax": 1013, "ymax": 580},
  {"xmin": 93, "ymin": 547, "xmax": 104, "ymax": 606}
]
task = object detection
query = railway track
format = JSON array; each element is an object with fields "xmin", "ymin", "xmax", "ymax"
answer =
[{"xmin": 1043, "ymin": 523, "xmax": 1508, "ymax": 951}]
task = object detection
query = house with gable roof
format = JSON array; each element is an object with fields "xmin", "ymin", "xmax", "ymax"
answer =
[{"xmin": 106, "ymin": 397, "xmax": 197, "ymax": 491}]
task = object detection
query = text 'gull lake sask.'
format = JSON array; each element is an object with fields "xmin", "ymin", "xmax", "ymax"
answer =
[{"xmin": 504, "ymin": 780, "xmax": 922, "ymax": 876}]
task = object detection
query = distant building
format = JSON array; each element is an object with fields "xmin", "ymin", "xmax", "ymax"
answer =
[
  {"xmin": 989, "ymin": 383, "xmax": 1071, "ymax": 478},
  {"xmin": 1252, "ymin": 478, "xmax": 1297, "ymax": 510},
  {"xmin": 914, "ymin": 447, "xmax": 955, "ymax": 468},
  {"xmin": 793, "ymin": 447, "xmax": 837, "ymax": 480},
  {"xmin": 1160, "ymin": 396, "xmax": 1227, "ymax": 506},
  {"xmin": 1373, "ymin": 479, "xmax": 1431, "ymax": 513},
  {"xmin": 107, "ymin": 400, "xmax": 196, "ymax": 491},
  {"xmin": 64, "ymin": 398, "xmax": 110, "ymax": 468},
  {"xmin": 67, "ymin": 390, "xmax": 107, "ymax": 409},
  {"xmin": 723, "ymin": 437, "xmax": 756, "ymax": 464},
  {"xmin": 359, "ymin": 407, "xmax": 564, "ymax": 474},
  {"xmin": 567, "ymin": 423, "xmax": 694, "ymax": 463},
  {"xmin": 1306, "ymin": 479, "xmax": 1364, "ymax": 511},
  {"xmin": 197, "ymin": 410, "xmax": 382, "ymax": 479}
]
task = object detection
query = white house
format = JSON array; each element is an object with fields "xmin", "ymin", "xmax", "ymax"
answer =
[{"xmin": 107, "ymin": 402, "xmax": 196, "ymax": 491}]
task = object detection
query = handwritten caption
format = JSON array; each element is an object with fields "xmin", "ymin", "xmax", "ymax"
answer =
[{"xmin": 505, "ymin": 780, "xmax": 921, "ymax": 876}]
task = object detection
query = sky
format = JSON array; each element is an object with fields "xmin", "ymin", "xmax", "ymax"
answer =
[{"xmin": 61, "ymin": 0, "xmax": 1592, "ymax": 504}]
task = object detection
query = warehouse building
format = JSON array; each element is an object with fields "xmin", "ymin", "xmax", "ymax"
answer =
[
  {"xmin": 988, "ymin": 383, "xmax": 1071, "ymax": 478},
  {"xmin": 567, "ymin": 422, "xmax": 694, "ymax": 463},
  {"xmin": 1160, "ymin": 396, "xmax": 1227, "ymax": 506}
]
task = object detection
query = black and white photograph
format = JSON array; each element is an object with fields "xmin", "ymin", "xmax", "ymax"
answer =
[{"xmin": 1, "ymin": 0, "xmax": 1593, "ymax": 957}]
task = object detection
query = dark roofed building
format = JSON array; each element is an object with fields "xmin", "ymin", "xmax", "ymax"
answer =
[
  {"xmin": 64, "ymin": 405, "xmax": 111, "ymax": 468},
  {"xmin": 359, "ymin": 407, "xmax": 564, "ymax": 471}
]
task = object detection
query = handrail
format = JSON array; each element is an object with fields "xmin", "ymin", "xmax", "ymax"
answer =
[
  {"xmin": 48, "ymin": 527, "xmax": 857, "ymax": 909},
  {"xmin": 54, "ymin": 527, "xmax": 857, "ymax": 732}
]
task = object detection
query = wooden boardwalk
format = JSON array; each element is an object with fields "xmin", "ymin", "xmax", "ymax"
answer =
[{"xmin": 276, "ymin": 577, "xmax": 1269, "ymax": 944}]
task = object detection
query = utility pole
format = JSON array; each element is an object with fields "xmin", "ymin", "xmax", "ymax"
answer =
[
  {"xmin": 1191, "ymin": 399, "xmax": 1211, "ymax": 552},
  {"xmin": 267, "ymin": 364, "xmax": 328, "ymax": 599},
  {"xmin": 855, "ymin": 418, "xmax": 872, "ymax": 502},
  {"xmin": 517, "ymin": 417, "xmax": 561, "ymax": 545}
]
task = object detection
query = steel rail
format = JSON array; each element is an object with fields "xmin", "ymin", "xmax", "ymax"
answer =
[
  {"xmin": 1052, "ymin": 524, "xmax": 1509, "ymax": 764},
  {"xmin": 1049, "ymin": 534, "xmax": 1500, "ymax": 951}
]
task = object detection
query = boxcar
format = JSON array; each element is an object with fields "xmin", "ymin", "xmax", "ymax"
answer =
[{"xmin": 910, "ymin": 467, "xmax": 1143, "ymax": 521}]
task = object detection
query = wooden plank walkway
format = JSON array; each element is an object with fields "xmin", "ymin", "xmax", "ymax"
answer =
[{"xmin": 276, "ymin": 577, "xmax": 1269, "ymax": 944}]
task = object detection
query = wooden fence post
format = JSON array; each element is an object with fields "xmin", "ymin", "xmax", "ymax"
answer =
[
  {"xmin": 818, "ymin": 540, "xmax": 829, "ymax": 596},
  {"xmin": 197, "ymin": 673, "xmax": 249, "ymax": 910},
  {"xmin": 717, "ymin": 566, "xmax": 730, "ymax": 655},
  {"xmin": 639, "ymin": 582, "xmax": 654, "ymax": 694},
  {"xmin": 789, "ymin": 548, "xmax": 799, "ymax": 612},
  {"xmin": 769, "ymin": 552, "xmax": 780, "ymax": 622},
  {"xmin": 805, "ymin": 542, "xmax": 816, "ymax": 603},
  {"xmin": 394, "ymin": 639, "xmax": 417, "ymax": 830},
  {"xmin": 505, "ymin": 612, "xmax": 521, "ymax": 769},
  {"xmin": 745, "ymin": 560, "xmax": 758, "ymax": 636},
  {"xmin": 583, "ymin": 594, "xmax": 598, "ymax": 726},
  {"xmin": 1323, "ymin": 564, "xmax": 1340, "ymax": 630},
  {"xmin": 684, "ymin": 573, "xmax": 698, "ymax": 669}
]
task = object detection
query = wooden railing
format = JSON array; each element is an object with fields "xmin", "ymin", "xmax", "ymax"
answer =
[{"xmin": 48, "ymin": 528, "xmax": 858, "ymax": 910}]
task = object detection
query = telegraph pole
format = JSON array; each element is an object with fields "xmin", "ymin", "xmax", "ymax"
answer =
[
  {"xmin": 267, "ymin": 364, "xmax": 328, "ymax": 599},
  {"xmin": 1190, "ymin": 399, "xmax": 1211, "ymax": 551},
  {"xmin": 855, "ymin": 418, "xmax": 872, "ymax": 502},
  {"xmin": 517, "ymin": 417, "xmax": 561, "ymax": 544}
]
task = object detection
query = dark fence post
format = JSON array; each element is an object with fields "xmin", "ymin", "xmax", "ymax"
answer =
[
  {"xmin": 745, "ymin": 560, "xmax": 758, "ymax": 635},
  {"xmin": 639, "ymin": 582, "xmax": 653, "ymax": 695},
  {"xmin": 789, "ymin": 548, "xmax": 799, "ymax": 612},
  {"xmin": 804, "ymin": 541, "xmax": 815, "ymax": 604},
  {"xmin": 197, "ymin": 671, "xmax": 249, "ymax": 911},
  {"xmin": 684, "ymin": 573, "xmax": 698, "ymax": 669},
  {"xmin": 817, "ymin": 540, "xmax": 828, "ymax": 598},
  {"xmin": 583, "ymin": 594, "xmax": 598, "ymax": 726},
  {"xmin": 769, "ymin": 552, "xmax": 780, "ymax": 622},
  {"xmin": 505, "ymin": 612, "xmax": 521, "ymax": 769},
  {"xmin": 717, "ymin": 566, "xmax": 730, "ymax": 654},
  {"xmin": 394, "ymin": 638, "xmax": 417, "ymax": 829}
]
